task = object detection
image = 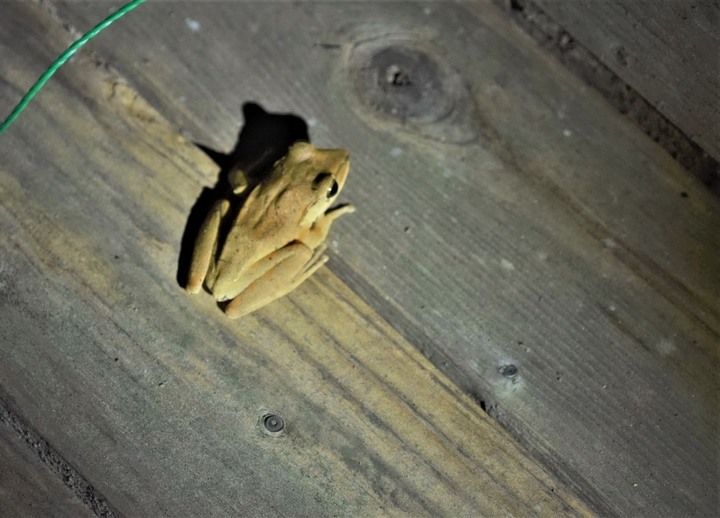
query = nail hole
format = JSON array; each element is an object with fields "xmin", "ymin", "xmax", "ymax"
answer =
[{"xmin": 498, "ymin": 364, "xmax": 518, "ymax": 379}]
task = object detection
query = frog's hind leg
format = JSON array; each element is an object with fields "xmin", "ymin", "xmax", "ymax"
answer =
[
  {"xmin": 224, "ymin": 242, "xmax": 327, "ymax": 318},
  {"xmin": 186, "ymin": 199, "xmax": 230, "ymax": 294}
]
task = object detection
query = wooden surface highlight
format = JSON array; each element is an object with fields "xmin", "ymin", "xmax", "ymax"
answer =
[
  {"xmin": 45, "ymin": 1, "xmax": 720, "ymax": 515},
  {"xmin": 0, "ymin": 2, "xmax": 593, "ymax": 515}
]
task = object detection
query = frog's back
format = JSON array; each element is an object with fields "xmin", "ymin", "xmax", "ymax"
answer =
[{"xmin": 208, "ymin": 200, "xmax": 298, "ymax": 300}]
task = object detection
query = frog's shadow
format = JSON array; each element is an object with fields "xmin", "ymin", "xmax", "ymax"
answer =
[{"xmin": 176, "ymin": 103, "xmax": 309, "ymax": 290}]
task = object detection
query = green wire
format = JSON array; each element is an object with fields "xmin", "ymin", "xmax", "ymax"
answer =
[{"xmin": 0, "ymin": 0, "xmax": 147, "ymax": 134}]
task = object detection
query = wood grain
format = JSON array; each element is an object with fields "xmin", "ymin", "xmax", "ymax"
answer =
[
  {"xmin": 533, "ymin": 0, "xmax": 720, "ymax": 162},
  {"xmin": 48, "ymin": 1, "xmax": 720, "ymax": 516},
  {"xmin": 0, "ymin": 2, "xmax": 590, "ymax": 516}
]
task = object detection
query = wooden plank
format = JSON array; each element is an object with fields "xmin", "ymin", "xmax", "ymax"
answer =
[
  {"xmin": 492, "ymin": 0, "xmax": 719, "ymax": 192},
  {"xmin": 532, "ymin": 0, "xmax": 720, "ymax": 162},
  {"xmin": 0, "ymin": 413, "xmax": 94, "ymax": 517},
  {"xmin": 0, "ymin": 2, "xmax": 590, "ymax": 516},
  {"xmin": 46, "ymin": 1, "xmax": 720, "ymax": 516}
]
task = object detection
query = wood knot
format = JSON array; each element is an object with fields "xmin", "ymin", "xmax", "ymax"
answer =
[{"xmin": 347, "ymin": 35, "xmax": 479, "ymax": 144}]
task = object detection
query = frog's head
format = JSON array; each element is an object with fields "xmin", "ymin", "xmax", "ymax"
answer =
[{"xmin": 285, "ymin": 142, "xmax": 351, "ymax": 226}]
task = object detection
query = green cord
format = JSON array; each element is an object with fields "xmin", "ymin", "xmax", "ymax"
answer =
[{"xmin": 0, "ymin": 0, "xmax": 147, "ymax": 134}]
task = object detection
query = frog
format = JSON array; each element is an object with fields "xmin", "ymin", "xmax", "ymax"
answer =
[{"xmin": 186, "ymin": 141, "xmax": 355, "ymax": 318}]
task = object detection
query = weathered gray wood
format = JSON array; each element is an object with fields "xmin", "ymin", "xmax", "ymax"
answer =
[
  {"xmin": 0, "ymin": 418, "xmax": 94, "ymax": 518},
  {"xmin": 0, "ymin": 2, "xmax": 591, "ymax": 516},
  {"xmin": 47, "ymin": 1, "xmax": 720, "ymax": 516},
  {"xmin": 532, "ymin": 0, "xmax": 720, "ymax": 162},
  {"xmin": 492, "ymin": 0, "xmax": 719, "ymax": 192}
]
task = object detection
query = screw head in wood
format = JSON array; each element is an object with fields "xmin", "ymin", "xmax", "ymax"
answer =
[{"xmin": 261, "ymin": 413, "xmax": 285, "ymax": 435}]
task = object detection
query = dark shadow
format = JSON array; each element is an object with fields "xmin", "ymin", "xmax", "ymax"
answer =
[{"xmin": 176, "ymin": 103, "xmax": 309, "ymax": 289}]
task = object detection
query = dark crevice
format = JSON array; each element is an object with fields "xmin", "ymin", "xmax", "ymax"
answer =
[
  {"xmin": 495, "ymin": 0, "xmax": 719, "ymax": 195},
  {"xmin": 0, "ymin": 390, "xmax": 118, "ymax": 517}
]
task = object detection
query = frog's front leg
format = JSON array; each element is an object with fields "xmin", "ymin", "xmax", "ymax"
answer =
[
  {"xmin": 303, "ymin": 203, "xmax": 356, "ymax": 249},
  {"xmin": 186, "ymin": 199, "xmax": 231, "ymax": 294},
  {"xmin": 224, "ymin": 241, "xmax": 327, "ymax": 318}
]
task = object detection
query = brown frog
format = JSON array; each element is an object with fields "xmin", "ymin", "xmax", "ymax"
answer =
[{"xmin": 186, "ymin": 142, "xmax": 355, "ymax": 318}]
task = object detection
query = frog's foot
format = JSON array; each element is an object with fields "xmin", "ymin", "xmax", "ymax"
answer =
[{"xmin": 299, "ymin": 242, "xmax": 328, "ymax": 277}]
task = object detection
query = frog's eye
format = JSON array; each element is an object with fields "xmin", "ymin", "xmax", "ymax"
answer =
[{"xmin": 313, "ymin": 172, "xmax": 339, "ymax": 199}]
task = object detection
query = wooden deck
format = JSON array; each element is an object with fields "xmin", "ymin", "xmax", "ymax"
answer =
[{"xmin": 1, "ymin": 1, "xmax": 717, "ymax": 516}]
